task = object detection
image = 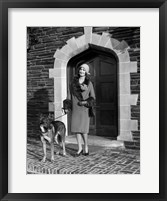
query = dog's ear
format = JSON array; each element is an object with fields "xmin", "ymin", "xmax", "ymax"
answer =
[
  {"xmin": 48, "ymin": 113, "xmax": 54, "ymax": 121},
  {"xmin": 48, "ymin": 113, "xmax": 51, "ymax": 118},
  {"xmin": 39, "ymin": 113, "xmax": 44, "ymax": 122}
]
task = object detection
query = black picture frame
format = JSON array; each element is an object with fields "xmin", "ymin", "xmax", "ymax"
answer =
[{"xmin": 0, "ymin": 0, "xmax": 166, "ymax": 200}]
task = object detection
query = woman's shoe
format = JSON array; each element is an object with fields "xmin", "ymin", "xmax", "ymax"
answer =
[
  {"xmin": 75, "ymin": 150, "xmax": 83, "ymax": 157},
  {"xmin": 83, "ymin": 151, "xmax": 89, "ymax": 156}
]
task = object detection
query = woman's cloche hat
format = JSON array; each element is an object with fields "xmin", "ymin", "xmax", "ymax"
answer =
[{"xmin": 79, "ymin": 63, "xmax": 90, "ymax": 75}]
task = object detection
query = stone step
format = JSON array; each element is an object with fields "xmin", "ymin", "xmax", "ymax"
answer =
[{"xmin": 66, "ymin": 135, "xmax": 125, "ymax": 149}]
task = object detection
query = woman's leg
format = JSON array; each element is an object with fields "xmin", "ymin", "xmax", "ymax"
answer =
[
  {"xmin": 76, "ymin": 133, "xmax": 83, "ymax": 153},
  {"xmin": 82, "ymin": 133, "xmax": 89, "ymax": 153}
]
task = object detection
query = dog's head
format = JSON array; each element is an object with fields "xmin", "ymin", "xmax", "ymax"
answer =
[{"xmin": 39, "ymin": 113, "xmax": 54, "ymax": 133}]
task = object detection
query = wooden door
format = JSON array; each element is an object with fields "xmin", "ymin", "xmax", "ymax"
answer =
[
  {"xmin": 88, "ymin": 55, "xmax": 118, "ymax": 137},
  {"xmin": 68, "ymin": 50, "xmax": 118, "ymax": 138}
]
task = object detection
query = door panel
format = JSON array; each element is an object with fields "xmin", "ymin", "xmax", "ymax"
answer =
[
  {"xmin": 87, "ymin": 59, "xmax": 96, "ymax": 134},
  {"xmin": 100, "ymin": 82, "xmax": 115, "ymax": 103},
  {"xmin": 99, "ymin": 60, "xmax": 116, "ymax": 75},
  {"xmin": 89, "ymin": 55, "xmax": 118, "ymax": 137},
  {"xmin": 100, "ymin": 110, "xmax": 115, "ymax": 126}
]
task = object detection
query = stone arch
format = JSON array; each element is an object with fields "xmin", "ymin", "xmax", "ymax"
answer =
[{"xmin": 49, "ymin": 27, "xmax": 138, "ymax": 142}]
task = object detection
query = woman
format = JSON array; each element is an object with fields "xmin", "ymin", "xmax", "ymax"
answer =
[{"xmin": 64, "ymin": 63, "xmax": 95, "ymax": 156}]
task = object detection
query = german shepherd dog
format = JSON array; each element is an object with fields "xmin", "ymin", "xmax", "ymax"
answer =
[{"xmin": 39, "ymin": 113, "xmax": 66, "ymax": 162}]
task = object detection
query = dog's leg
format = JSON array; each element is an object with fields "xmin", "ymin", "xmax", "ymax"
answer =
[
  {"xmin": 62, "ymin": 141, "xmax": 66, "ymax": 156},
  {"xmin": 54, "ymin": 133, "xmax": 59, "ymax": 155},
  {"xmin": 41, "ymin": 136, "xmax": 47, "ymax": 162},
  {"xmin": 61, "ymin": 126, "xmax": 66, "ymax": 156},
  {"xmin": 50, "ymin": 142, "xmax": 55, "ymax": 162},
  {"xmin": 61, "ymin": 134, "xmax": 66, "ymax": 156}
]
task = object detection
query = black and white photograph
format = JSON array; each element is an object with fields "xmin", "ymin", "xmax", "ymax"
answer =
[
  {"xmin": 27, "ymin": 26, "xmax": 140, "ymax": 174},
  {"xmin": 1, "ymin": 2, "xmax": 166, "ymax": 199}
]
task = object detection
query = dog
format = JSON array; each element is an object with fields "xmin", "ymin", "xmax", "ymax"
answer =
[{"xmin": 39, "ymin": 113, "xmax": 66, "ymax": 162}]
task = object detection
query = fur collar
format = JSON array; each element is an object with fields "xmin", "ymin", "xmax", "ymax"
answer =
[{"xmin": 70, "ymin": 75, "xmax": 90, "ymax": 101}]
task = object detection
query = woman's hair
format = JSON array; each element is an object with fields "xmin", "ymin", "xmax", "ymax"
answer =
[
  {"xmin": 75, "ymin": 72, "xmax": 90, "ymax": 83},
  {"xmin": 76, "ymin": 63, "xmax": 90, "ymax": 75},
  {"xmin": 77, "ymin": 71, "xmax": 89, "ymax": 77}
]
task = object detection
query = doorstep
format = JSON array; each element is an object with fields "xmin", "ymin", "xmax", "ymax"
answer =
[{"xmin": 66, "ymin": 135, "xmax": 125, "ymax": 149}]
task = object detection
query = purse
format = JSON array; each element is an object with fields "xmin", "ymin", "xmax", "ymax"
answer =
[{"xmin": 62, "ymin": 99, "xmax": 72, "ymax": 111}]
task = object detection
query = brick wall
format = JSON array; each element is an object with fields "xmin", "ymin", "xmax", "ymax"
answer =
[{"xmin": 27, "ymin": 27, "xmax": 140, "ymax": 149}]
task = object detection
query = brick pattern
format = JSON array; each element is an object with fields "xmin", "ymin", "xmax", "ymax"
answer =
[
  {"xmin": 27, "ymin": 27, "xmax": 84, "ymax": 136},
  {"xmin": 27, "ymin": 138, "xmax": 140, "ymax": 174},
  {"xmin": 27, "ymin": 27, "xmax": 140, "ymax": 149},
  {"xmin": 109, "ymin": 27, "xmax": 140, "ymax": 148}
]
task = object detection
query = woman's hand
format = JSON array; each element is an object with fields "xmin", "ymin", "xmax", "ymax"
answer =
[
  {"xmin": 78, "ymin": 101, "xmax": 88, "ymax": 106},
  {"xmin": 64, "ymin": 109, "xmax": 69, "ymax": 114},
  {"xmin": 80, "ymin": 84, "xmax": 88, "ymax": 91}
]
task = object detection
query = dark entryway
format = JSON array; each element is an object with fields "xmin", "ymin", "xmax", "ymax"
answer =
[{"xmin": 67, "ymin": 44, "xmax": 118, "ymax": 138}]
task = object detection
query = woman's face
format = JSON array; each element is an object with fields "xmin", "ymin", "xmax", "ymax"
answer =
[{"xmin": 79, "ymin": 67, "xmax": 86, "ymax": 77}]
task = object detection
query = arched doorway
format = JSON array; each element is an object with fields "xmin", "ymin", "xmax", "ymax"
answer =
[
  {"xmin": 67, "ymin": 44, "xmax": 118, "ymax": 138},
  {"xmin": 49, "ymin": 27, "xmax": 138, "ymax": 142}
]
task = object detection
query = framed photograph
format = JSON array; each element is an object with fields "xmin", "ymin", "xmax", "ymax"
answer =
[{"xmin": 0, "ymin": 0, "xmax": 166, "ymax": 200}]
